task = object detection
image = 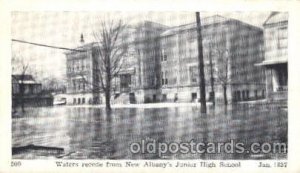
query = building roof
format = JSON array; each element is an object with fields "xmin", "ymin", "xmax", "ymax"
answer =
[
  {"xmin": 160, "ymin": 15, "xmax": 228, "ymax": 37},
  {"xmin": 12, "ymin": 74, "xmax": 35, "ymax": 81},
  {"xmin": 12, "ymin": 74, "xmax": 40, "ymax": 84},
  {"xmin": 135, "ymin": 20, "xmax": 169, "ymax": 30},
  {"xmin": 255, "ymin": 58, "xmax": 288, "ymax": 66},
  {"xmin": 160, "ymin": 15, "xmax": 264, "ymax": 38},
  {"xmin": 263, "ymin": 12, "xmax": 288, "ymax": 26},
  {"xmin": 74, "ymin": 42, "xmax": 97, "ymax": 51},
  {"xmin": 64, "ymin": 42, "xmax": 97, "ymax": 55}
]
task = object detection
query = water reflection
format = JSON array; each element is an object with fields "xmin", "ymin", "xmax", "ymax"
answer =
[{"xmin": 12, "ymin": 103, "xmax": 287, "ymax": 160}]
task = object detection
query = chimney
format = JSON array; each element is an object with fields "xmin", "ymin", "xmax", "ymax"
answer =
[{"xmin": 80, "ymin": 33, "xmax": 85, "ymax": 44}]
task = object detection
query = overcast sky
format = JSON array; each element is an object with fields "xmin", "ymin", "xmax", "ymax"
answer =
[{"xmin": 11, "ymin": 12, "xmax": 271, "ymax": 81}]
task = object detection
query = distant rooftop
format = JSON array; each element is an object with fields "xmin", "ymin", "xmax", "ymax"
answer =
[
  {"xmin": 12, "ymin": 74, "xmax": 40, "ymax": 84},
  {"xmin": 135, "ymin": 20, "xmax": 169, "ymax": 29},
  {"xmin": 264, "ymin": 12, "xmax": 288, "ymax": 26},
  {"xmin": 65, "ymin": 42, "xmax": 96, "ymax": 54},
  {"xmin": 12, "ymin": 74, "xmax": 35, "ymax": 81}
]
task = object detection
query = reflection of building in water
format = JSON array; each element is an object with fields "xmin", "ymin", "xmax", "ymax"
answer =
[
  {"xmin": 257, "ymin": 12, "xmax": 288, "ymax": 104},
  {"xmin": 65, "ymin": 15, "xmax": 268, "ymax": 105}
]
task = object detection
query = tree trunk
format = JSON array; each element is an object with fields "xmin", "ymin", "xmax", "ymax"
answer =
[
  {"xmin": 105, "ymin": 89, "xmax": 111, "ymax": 111},
  {"xmin": 20, "ymin": 82, "xmax": 25, "ymax": 113},
  {"xmin": 209, "ymin": 48, "xmax": 215, "ymax": 107},
  {"xmin": 105, "ymin": 55, "xmax": 112, "ymax": 111},
  {"xmin": 21, "ymin": 96, "xmax": 25, "ymax": 113},
  {"xmin": 223, "ymin": 85, "xmax": 228, "ymax": 106}
]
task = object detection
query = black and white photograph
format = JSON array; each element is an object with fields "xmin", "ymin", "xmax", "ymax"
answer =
[{"xmin": 10, "ymin": 11, "xmax": 288, "ymax": 160}]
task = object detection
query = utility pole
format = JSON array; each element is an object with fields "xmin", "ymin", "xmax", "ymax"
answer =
[{"xmin": 196, "ymin": 12, "xmax": 207, "ymax": 114}]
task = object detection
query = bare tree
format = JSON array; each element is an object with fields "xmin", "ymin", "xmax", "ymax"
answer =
[
  {"xmin": 215, "ymin": 49, "xmax": 230, "ymax": 105},
  {"xmin": 92, "ymin": 19, "xmax": 128, "ymax": 111},
  {"xmin": 41, "ymin": 77, "xmax": 67, "ymax": 94}
]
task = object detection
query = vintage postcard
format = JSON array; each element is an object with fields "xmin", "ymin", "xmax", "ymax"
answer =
[{"xmin": 0, "ymin": 0, "xmax": 300, "ymax": 172}]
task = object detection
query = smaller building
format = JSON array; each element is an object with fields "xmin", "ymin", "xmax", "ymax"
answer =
[
  {"xmin": 257, "ymin": 12, "xmax": 288, "ymax": 105},
  {"xmin": 12, "ymin": 75, "xmax": 53, "ymax": 107}
]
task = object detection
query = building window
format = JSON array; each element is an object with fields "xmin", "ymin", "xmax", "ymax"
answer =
[
  {"xmin": 78, "ymin": 98, "xmax": 81, "ymax": 104},
  {"xmin": 246, "ymin": 90, "xmax": 249, "ymax": 99},
  {"xmin": 162, "ymin": 94, "xmax": 167, "ymax": 101},
  {"xmin": 236, "ymin": 91, "xmax": 241, "ymax": 101},
  {"xmin": 152, "ymin": 95, "xmax": 156, "ymax": 102},
  {"xmin": 164, "ymin": 55, "xmax": 167, "ymax": 61},
  {"xmin": 189, "ymin": 66, "xmax": 198, "ymax": 83},
  {"xmin": 73, "ymin": 98, "xmax": 76, "ymax": 104},
  {"xmin": 191, "ymin": 93, "xmax": 197, "ymax": 102},
  {"xmin": 161, "ymin": 49, "xmax": 167, "ymax": 62},
  {"xmin": 81, "ymin": 59, "xmax": 84, "ymax": 70},
  {"xmin": 73, "ymin": 80, "xmax": 76, "ymax": 91},
  {"xmin": 161, "ymin": 71, "xmax": 167, "ymax": 86},
  {"xmin": 278, "ymin": 27, "xmax": 288, "ymax": 48},
  {"xmin": 82, "ymin": 98, "xmax": 85, "ymax": 104},
  {"xmin": 120, "ymin": 74, "xmax": 131, "ymax": 91},
  {"xmin": 277, "ymin": 64, "xmax": 288, "ymax": 90},
  {"xmin": 174, "ymin": 93, "xmax": 178, "ymax": 102}
]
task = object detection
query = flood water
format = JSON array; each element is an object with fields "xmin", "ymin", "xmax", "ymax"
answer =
[{"xmin": 12, "ymin": 103, "xmax": 287, "ymax": 159}]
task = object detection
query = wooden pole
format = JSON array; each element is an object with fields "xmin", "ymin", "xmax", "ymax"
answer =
[{"xmin": 196, "ymin": 12, "xmax": 207, "ymax": 114}]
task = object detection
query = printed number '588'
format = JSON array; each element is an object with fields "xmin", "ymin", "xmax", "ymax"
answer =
[{"xmin": 11, "ymin": 161, "xmax": 21, "ymax": 167}]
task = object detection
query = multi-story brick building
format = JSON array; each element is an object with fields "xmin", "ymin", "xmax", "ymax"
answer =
[
  {"xmin": 65, "ymin": 41, "xmax": 100, "ymax": 104},
  {"xmin": 111, "ymin": 21, "xmax": 168, "ymax": 104},
  {"xmin": 160, "ymin": 15, "xmax": 265, "ymax": 104},
  {"xmin": 257, "ymin": 12, "xmax": 288, "ymax": 104},
  {"xmin": 133, "ymin": 21, "xmax": 168, "ymax": 103},
  {"xmin": 65, "ymin": 15, "xmax": 266, "ymax": 105},
  {"xmin": 65, "ymin": 22, "xmax": 168, "ymax": 104}
]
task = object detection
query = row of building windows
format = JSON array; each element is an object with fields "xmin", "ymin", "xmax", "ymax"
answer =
[
  {"xmin": 68, "ymin": 64, "xmax": 90, "ymax": 73},
  {"xmin": 161, "ymin": 54, "xmax": 167, "ymax": 62},
  {"xmin": 233, "ymin": 90, "xmax": 265, "ymax": 101},
  {"xmin": 72, "ymin": 80, "xmax": 86, "ymax": 91},
  {"xmin": 161, "ymin": 78, "xmax": 168, "ymax": 85},
  {"xmin": 72, "ymin": 97, "xmax": 95, "ymax": 104},
  {"xmin": 73, "ymin": 97, "xmax": 86, "ymax": 104},
  {"xmin": 67, "ymin": 59, "xmax": 90, "ymax": 73}
]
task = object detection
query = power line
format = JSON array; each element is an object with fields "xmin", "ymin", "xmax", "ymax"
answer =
[{"xmin": 12, "ymin": 39, "xmax": 86, "ymax": 52}]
